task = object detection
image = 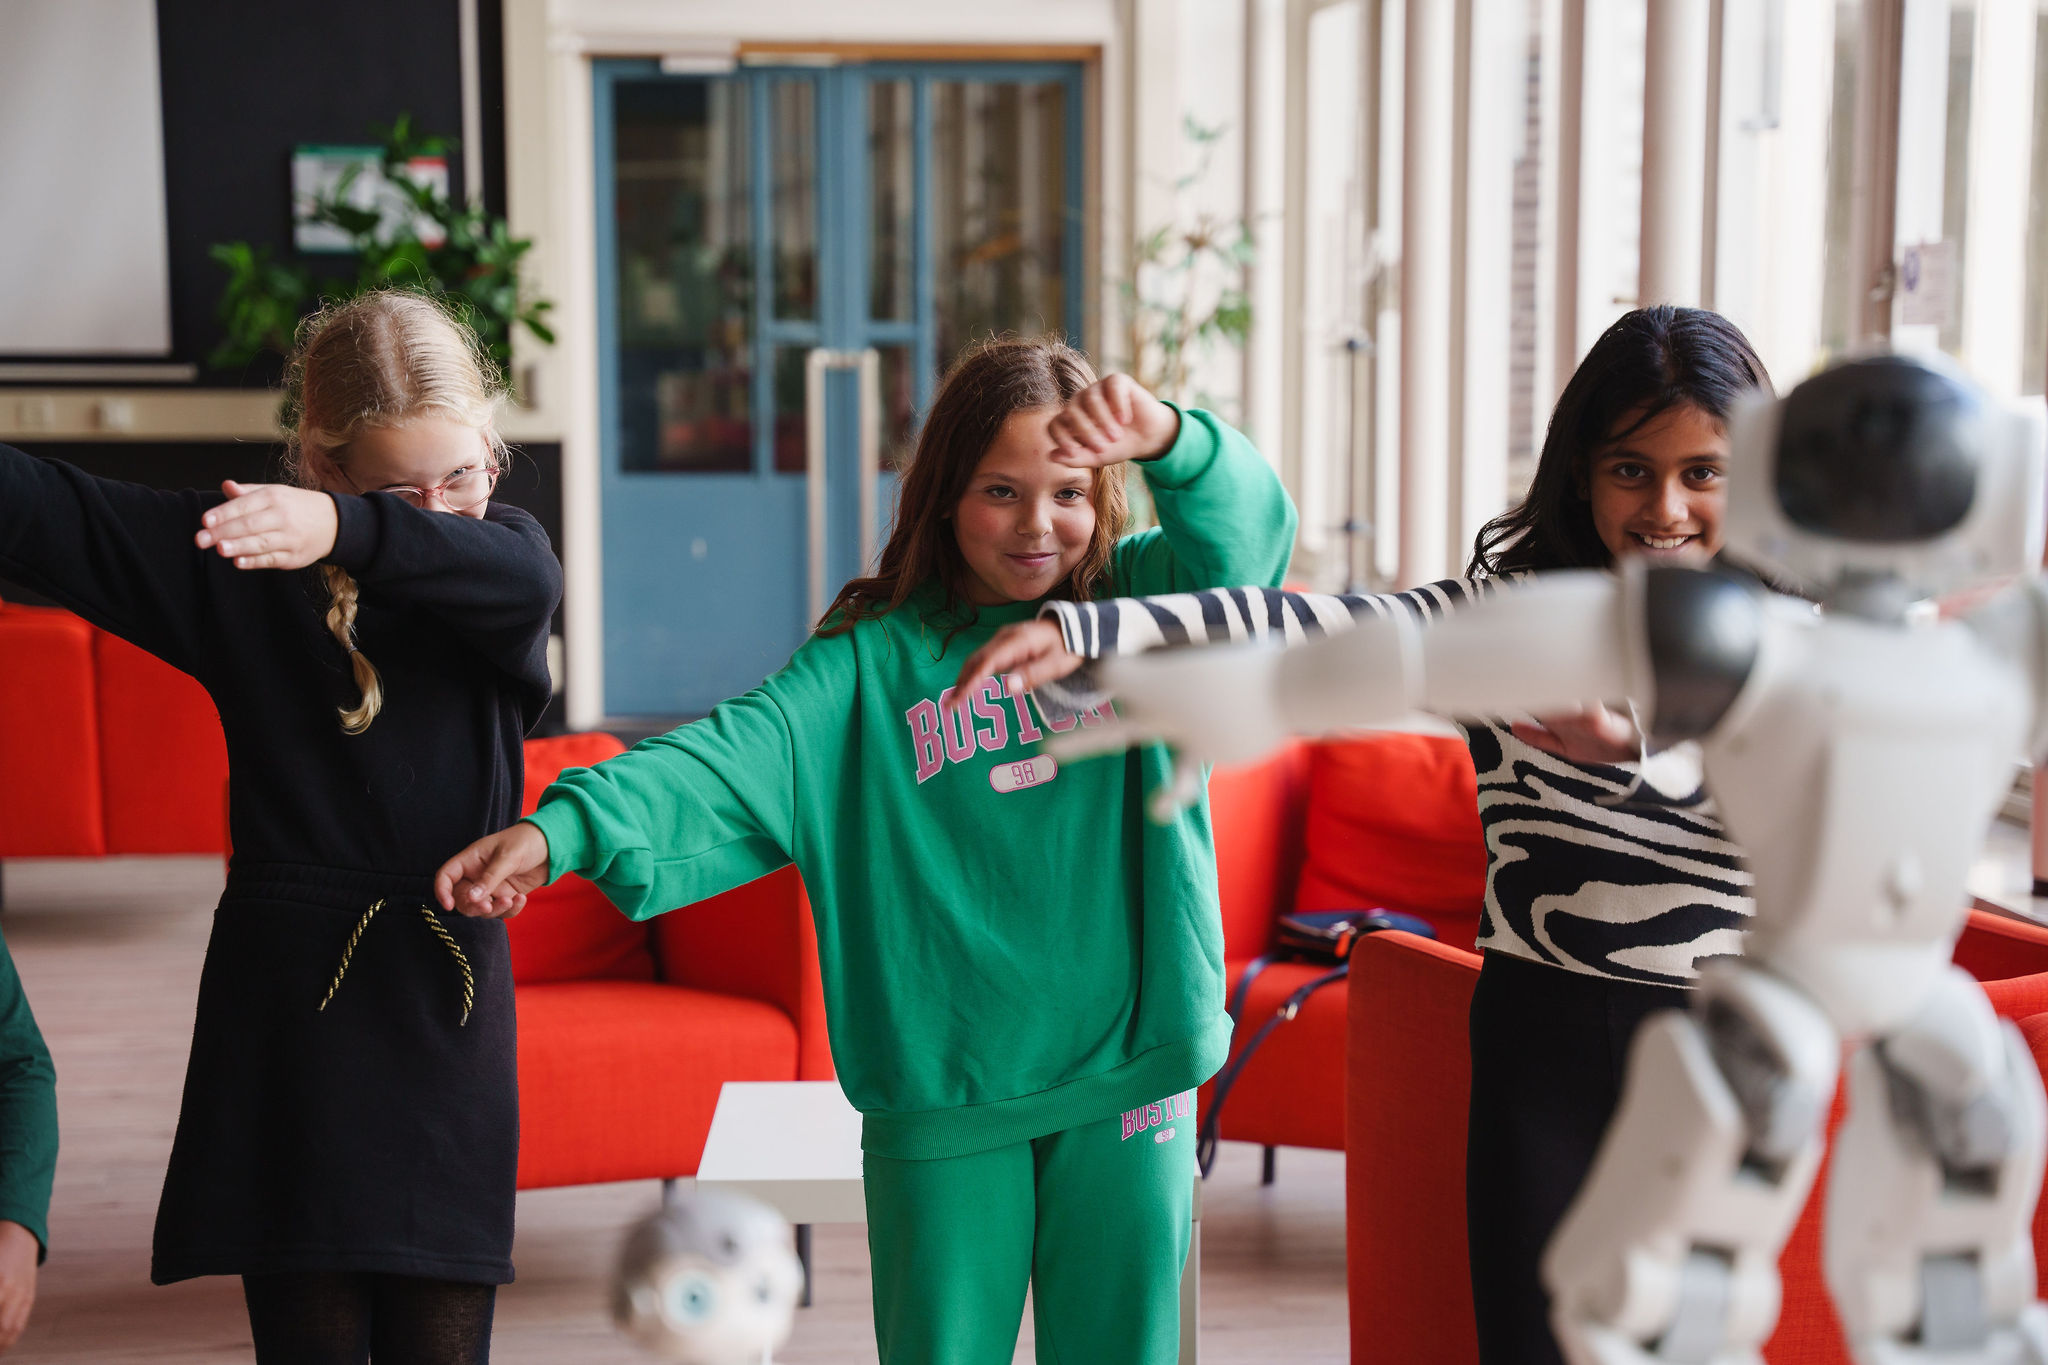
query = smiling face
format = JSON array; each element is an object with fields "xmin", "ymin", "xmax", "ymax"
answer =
[
  {"xmin": 315, "ymin": 418, "xmax": 499, "ymax": 519},
  {"xmin": 951, "ymin": 406, "xmax": 1098, "ymax": 605},
  {"xmin": 1586, "ymin": 402, "xmax": 1729, "ymax": 564}
]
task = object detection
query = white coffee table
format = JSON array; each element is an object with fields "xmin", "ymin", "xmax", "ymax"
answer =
[{"xmin": 696, "ymin": 1080, "xmax": 1201, "ymax": 1364}]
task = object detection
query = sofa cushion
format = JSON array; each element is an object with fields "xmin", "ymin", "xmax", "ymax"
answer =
[
  {"xmin": 514, "ymin": 980, "xmax": 799, "ymax": 1188},
  {"xmin": 94, "ymin": 630, "xmax": 228, "ymax": 854},
  {"xmin": 1208, "ymin": 744, "xmax": 1311, "ymax": 963},
  {"xmin": 0, "ymin": 605, "xmax": 105, "ymax": 856},
  {"xmin": 1295, "ymin": 733, "xmax": 1485, "ymax": 951},
  {"xmin": 509, "ymin": 732, "xmax": 656, "ymax": 985}
]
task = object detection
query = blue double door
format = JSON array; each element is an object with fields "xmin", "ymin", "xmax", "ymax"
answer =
[{"xmin": 596, "ymin": 58, "xmax": 1086, "ymax": 717}]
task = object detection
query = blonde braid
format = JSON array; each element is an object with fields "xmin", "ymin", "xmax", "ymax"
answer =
[{"xmin": 322, "ymin": 563, "xmax": 385, "ymax": 733}]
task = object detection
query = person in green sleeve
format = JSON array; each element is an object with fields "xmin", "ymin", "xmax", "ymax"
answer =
[
  {"xmin": 436, "ymin": 337, "xmax": 1297, "ymax": 1365},
  {"xmin": 0, "ymin": 923, "xmax": 57, "ymax": 1355}
]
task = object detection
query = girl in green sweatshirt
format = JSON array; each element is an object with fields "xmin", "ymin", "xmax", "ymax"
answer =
[{"xmin": 436, "ymin": 337, "xmax": 1297, "ymax": 1364}]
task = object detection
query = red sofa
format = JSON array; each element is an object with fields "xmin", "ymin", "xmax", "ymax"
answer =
[
  {"xmin": 0, "ymin": 600, "xmax": 229, "ymax": 886},
  {"xmin": 1344, "ymin": 901, "xmax": 2048, "ymax": 1364},
  {"xmin": 509, "ymin": 733, "xmax": 833, "ymax": 1189}
]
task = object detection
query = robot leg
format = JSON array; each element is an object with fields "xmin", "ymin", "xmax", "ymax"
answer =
[
  {"xmin": 1544, "ymin": 959, "xmax": 1840, "ymax": 1365},
  {"xmin": 1825, "ymin": 962, "xmax": 2048, "ymax": 1365}
]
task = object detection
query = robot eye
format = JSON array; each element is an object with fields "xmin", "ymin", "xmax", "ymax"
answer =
[{"xmin": 667, "ymin": 1274, "xmax": 717, "ymax": 1322}]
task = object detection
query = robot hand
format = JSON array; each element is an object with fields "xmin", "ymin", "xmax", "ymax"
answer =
[
  {"xmin": 1044, "ymin": 610, "xmax": 1421, "ymax": 818},
  {"xmin": 613, "ymin": 1190, "xmax": 805, "ymax": 1365},
  {"xmin": 1039, "ymin": 637, "xmax": 1295, "ymax": 818}
]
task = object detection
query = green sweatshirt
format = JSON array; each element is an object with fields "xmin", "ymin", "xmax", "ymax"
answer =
[
  {"xmin": 0, "ymin": 925, "xmax": 56, "ymax": 1259},
  {"xmin": 528, "ymin": 406, "xmax": 1297, "ymax": 1160}
]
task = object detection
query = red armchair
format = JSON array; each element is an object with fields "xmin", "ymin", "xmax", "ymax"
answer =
[
  {"xmin": 1344, "ymin": 910, "xmax": 2048, "ymax": 1365},
  {"xmin": 0, "ymin": 600, "xmax": 228, "ymax": 894},
  {"xmin": 509, "ymin": 733, "xmax": 833, "ymax": 1190}
]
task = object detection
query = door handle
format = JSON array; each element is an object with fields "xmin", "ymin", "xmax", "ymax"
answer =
[{"xmin": 804, "ymin": 347, "xmax": 882, "ymax": 623}]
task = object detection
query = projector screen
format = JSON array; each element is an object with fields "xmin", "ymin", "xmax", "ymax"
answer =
[{"xmin": 0, "ymin": 0, "xmax": 173, "ymax": 356}]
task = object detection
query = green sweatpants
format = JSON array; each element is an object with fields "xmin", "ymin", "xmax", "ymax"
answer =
[{"xmin": 865, "ymin": 1089, "xmax": 1197, "ymax": 1365}]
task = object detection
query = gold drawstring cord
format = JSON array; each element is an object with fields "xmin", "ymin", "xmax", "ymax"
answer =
[{"xmin": 319, "ymin": 898, "xmax": 476, "ymax": 1026}]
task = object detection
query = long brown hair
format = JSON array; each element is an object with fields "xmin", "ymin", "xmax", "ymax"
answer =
[
  {"xmin": 1469, "ymin": 306, "xmax": 1771, "ymax": 577},
  {"xmin": 280, "ymin": 290, "xmax": 509, "ymax": 732},
  {"xmin": 819, "ymin": 337, "xmax": 1128, "ymax": 634}
]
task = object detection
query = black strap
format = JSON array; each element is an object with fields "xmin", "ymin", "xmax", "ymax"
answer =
[
  {"xmin": 1197, "ymin": 963, "xmax": 1350, "ymax": 1177},
  {"xmin": 1224, "ymin": 953, "xmax": 1278, "ymax": 1023}
]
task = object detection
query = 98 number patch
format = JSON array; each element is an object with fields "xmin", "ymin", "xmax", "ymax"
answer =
[{"xmin": 989, "ymin": 755, "xmax": 1058, "ymax": 793}]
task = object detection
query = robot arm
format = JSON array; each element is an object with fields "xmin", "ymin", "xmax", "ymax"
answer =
[
  {"xmin": 1286, "ymin": 569, "xmax": 1637, "ymax": 730},
  {"xmin": 1053, "ymin": 564, "xmax": 1767, "ymax": 783}
]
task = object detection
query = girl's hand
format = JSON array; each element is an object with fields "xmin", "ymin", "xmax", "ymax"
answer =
[
  {"xmin": 436, "ymin": 821, "xmax": 553, "ymax": 917},
  {"xmin": 947, "ymin": 619, "xmax": 1084, "ymax": 710},
  {"xmin": 1046, "ymin": 374, "xmax": 1180, "ymax": 467},
  {"xmin": 1510, "ymin": 704, "xmax": 1640, "ymax": 765},
  {"xmin": 194, "ymin": 481, "xmax": 340, "ymax": 571}
]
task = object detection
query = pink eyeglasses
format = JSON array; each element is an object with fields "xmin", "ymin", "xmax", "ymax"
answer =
[{"xmin": 344, "ymin": 465, "xmax": 500, "ymax": 511}]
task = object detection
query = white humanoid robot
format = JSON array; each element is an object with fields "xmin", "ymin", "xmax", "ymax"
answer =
[
  {"xmin": 1050, "ymin": 353, "xmax": 2048, "ymax": 1365},
  {"xmin": 612, "ymin": 1189, "xmax": 805, "ymax": 1364}
]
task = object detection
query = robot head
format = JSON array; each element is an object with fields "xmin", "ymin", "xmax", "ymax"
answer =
[
  {"xmin": 1722, "ymin": 353, "xmax": 2046, "ymax": 600},
  {"xmin": 612, "ymin": 1190, "xmax": 805, "ymax": 1364}
]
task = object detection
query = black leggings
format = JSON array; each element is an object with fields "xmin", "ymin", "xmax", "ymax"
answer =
[
  {"xmin": 241, "ymin": 1271, "xmax": 496, "ymax": 1365},
  {"xmin": 1464, "ymin": 952, "xmax": 1689, "ymax": 1365}
]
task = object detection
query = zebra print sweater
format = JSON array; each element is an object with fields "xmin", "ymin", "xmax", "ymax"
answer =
[{"xmin": 1038, "ymin": 580, "xmax": 1753, "ymax": 987}]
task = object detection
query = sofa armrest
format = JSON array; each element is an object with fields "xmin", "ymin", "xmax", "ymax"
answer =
[{"xmin": 652, "ymin": 866, "xmax": 833, "ymax": 1081}]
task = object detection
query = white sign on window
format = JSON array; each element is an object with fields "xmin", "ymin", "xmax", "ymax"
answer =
[{"xmin": 1898, "ymin": 240, "xmax": 1956, "ymax": 329}]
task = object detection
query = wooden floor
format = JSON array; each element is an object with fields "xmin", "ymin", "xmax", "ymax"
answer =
[{"xmin": 0, "ymin": 857, "xmax": 1349, "ymax": 1364}]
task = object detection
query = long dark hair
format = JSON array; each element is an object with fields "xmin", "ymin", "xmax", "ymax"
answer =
[
  {"xmin": 1469, "ymin": 306, "xmax": 1772, "ymax": 577},
  {"xmin": 818, "ymin": 336, "xmax": 1129, "ymax": 634}
]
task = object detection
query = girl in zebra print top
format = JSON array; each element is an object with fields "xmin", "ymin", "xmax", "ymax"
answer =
[
  {"xmin": 953, "ymin": 305, "xmax": 1775, "ymax": 1365},
  {"xmin": 1029, "ymin": 576, "xmax": 1754, "ymax": 987}
]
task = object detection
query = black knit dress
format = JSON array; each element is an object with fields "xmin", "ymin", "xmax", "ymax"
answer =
[{"xmin": 0, "ymin": 444, "xmax": 561, "ymax": 1285}]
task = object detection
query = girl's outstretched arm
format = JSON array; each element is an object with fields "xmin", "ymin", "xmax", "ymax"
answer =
[
  {"xmin": 0, "ymin": 443, "xmax": 221, "ymax": 677},
  {"xmin": 442, "ymin": 647, "xmax": 823, "ymax": 918}
]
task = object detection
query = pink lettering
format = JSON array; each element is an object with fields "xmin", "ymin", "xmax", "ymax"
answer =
[
  {"xmin": 937, "ymin": 687, "xmax": 978, "ymax": 763},
  {"xmin": 1079, "ymin": 702, "xmax": 1116, "ymax": 728},
  {"xmin": 970, "ymin": 678, "xmax": 1010, "ymax": 750},
  {"xmin": 1121, "ymin": 1111, "xmax": 1138, "ymax": 1140},
  {"xmin": 1146, "ymin": 1102, "xmax": 1163, "ymax": 1128},
  {"xmin": 1007, "ymin": 676, "xmax": 1044, "ymax": 743},
  {"xmin": 906, "ymin": 700, "xmax": 944, "ymax": 783}
]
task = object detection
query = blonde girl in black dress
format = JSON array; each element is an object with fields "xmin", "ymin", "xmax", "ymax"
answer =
[{"xmin": 0, "ymin": 290, "xmax": 560, "ymax": 1363}]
